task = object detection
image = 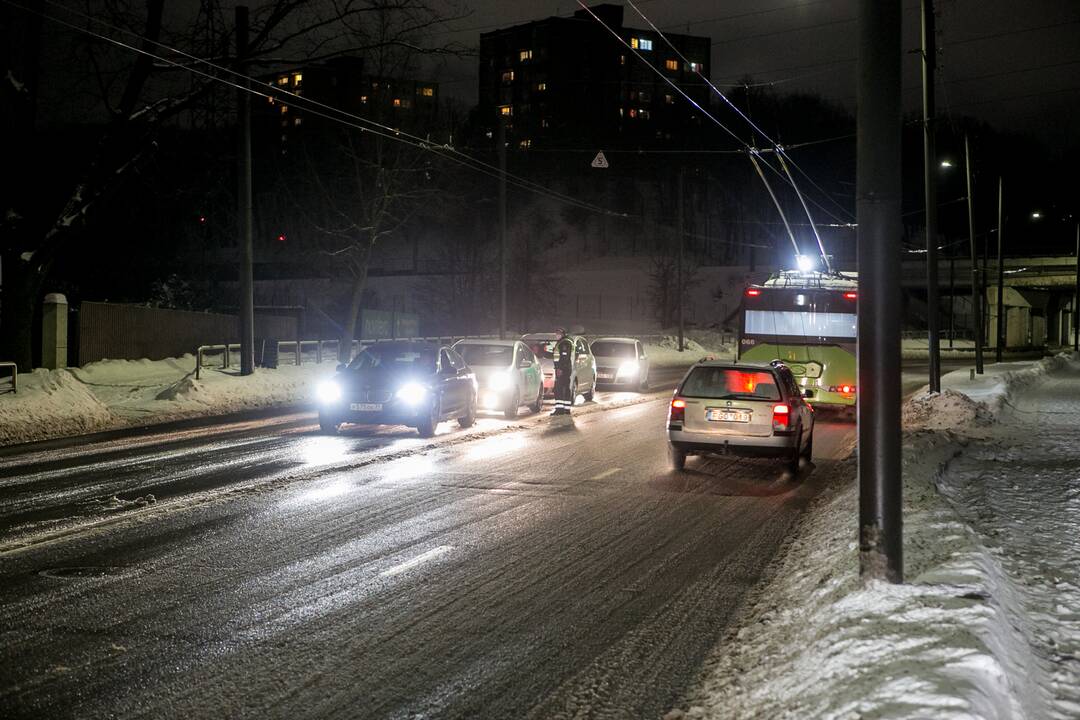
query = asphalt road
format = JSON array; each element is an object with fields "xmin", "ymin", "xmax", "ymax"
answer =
[{"xmin": 0, "ymin": 367, "xmax": 857, "ymax": 720}]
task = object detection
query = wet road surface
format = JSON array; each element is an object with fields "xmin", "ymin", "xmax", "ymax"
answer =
[{"xmin": 0, "ymin": 371, "xmax": 856, "ymax": 719}]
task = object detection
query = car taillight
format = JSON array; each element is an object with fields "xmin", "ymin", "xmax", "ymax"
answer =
[
  {"xmin": 670, "ymin": 398, "xmax": 686, "ymax": 423},
  {"xmin": 772, "ymin": 403, "xmax": 791, "ymax": 431},
  {"xmin": 827, "ymin": 384, "xmax": 856, "ymax": 394}
]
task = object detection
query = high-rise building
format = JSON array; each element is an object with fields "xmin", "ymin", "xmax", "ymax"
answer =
[{"xmin": 478, "ymin": 4, "xmax": 711, "ymax": 151}]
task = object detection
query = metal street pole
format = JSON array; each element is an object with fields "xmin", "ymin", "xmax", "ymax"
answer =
[
  {"xmin": 921, "ymin": 0, "xmax": 941, "ymax": 392},
  {"xmin": 857, "ymin": 0, "xmax": 903, "ymax": 583},
  {"xmin": 995, "ymin": 177, "xmax": 1005, "ymax": 363},
  {"xmin": 236, "ymin": 6, "xmax": 255, "ymax": 376},
  {"xmin": 949, "ymin": 255, "xmax": 955, "ymax": 348},
  {"xmin": 1074, "ymin": 223, "xmax": 1079, "ymax": 352},
  {"xmin": 677, "ymin": 166, "xmax": 685, "ymax": 352},
  {"xmin": 498, "ymin": 113, "xmax": 507, "ymax": 339},
  {"xmin": 964, "ymin": 135, "xmax": 984, "ymax": 374}
]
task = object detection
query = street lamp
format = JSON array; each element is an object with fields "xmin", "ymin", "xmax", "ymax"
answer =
[
  {"xmin": 796, "ymin": 254, "xmax": 816, "ymax": 273},
  {"xmin": 1030, "ymin": 211, "xmax": 1043, "ymax": 220},
  {"xmin": 940, "ymin": 159, "xmax": 954, "ymax": 169}
]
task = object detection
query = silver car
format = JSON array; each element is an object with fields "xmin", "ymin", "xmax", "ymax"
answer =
[
  {"xmin": 666, "ymin": 360, "xmax": 814, "ymax": 475},
  {"xmin": 590, "ymin": 337, "xmax": 650, "ymax": 391},
  {"xmin": 522, "ymin": 333, "xmax": 597, "ymax": 401},
  {"xmin": 453, "ymin": 339, "xmax": 544, "ymax": 418}
]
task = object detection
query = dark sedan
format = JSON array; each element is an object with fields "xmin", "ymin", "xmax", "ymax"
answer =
[{"xmin": 315, "ymin": 341, "xmax": 477, "ymax": 437}]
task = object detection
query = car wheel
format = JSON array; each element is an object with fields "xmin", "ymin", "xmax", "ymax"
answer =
[
  {"xmin": 417, "ymin": 400, "xmax": 439, "ymax": 438},
  {"xmin": 669, "ymin": 445, "xmax": 687, "ymax": 471},
  {"xmin": 319, "ymin": 414, "xmax": 340, "ymax": 435},
  {"xmin": 787, "ymin": 429, "xmax": 803, "ymax": 479},
  {"xmin": 459, "ymin": 393, "xmax": 477, "ymax": 428},
  {"xmin": 801, "ymin": 430, "xmax": 814, "ymax": 460},
  {"xmin": 529, "ymin": 383, "xmax": 544, "ymax": 413},
  {"xmin": 504, "ymin": 387, "xmax": 520, "ymax": 419}
]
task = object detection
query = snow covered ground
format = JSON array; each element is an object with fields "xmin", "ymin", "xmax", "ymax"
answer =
[
  {"xmin": 0, "ymin": 355, "xmax": 335, "ymax": 446},
  {"xmin": 677, "ymin": 352, "xmax": 1080, "ymax": 720},
  {"xmin": 644, "ymin": 332, "xmax": 735, "ymax": 367}
]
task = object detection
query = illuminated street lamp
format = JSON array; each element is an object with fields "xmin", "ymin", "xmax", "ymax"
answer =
[
  {"xmin": 796, "ymin": 254, "xmax": 816, "ymax": 273},
  {"xmin": 939, "ymin": 159, "xmax": 954, "ymax": 169},
  {"xmin": 1030, "ymin": 210, "xmax": 1043, "ymax": 220}
]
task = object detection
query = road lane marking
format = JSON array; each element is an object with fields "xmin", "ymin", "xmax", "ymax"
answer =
[
  {"xmin": 590, "ymin": 467, "xmax": 621, "ymax": 480},
  {"xmin": 379, "ymin": 545, "xmax": 454, "ymax": 578}
]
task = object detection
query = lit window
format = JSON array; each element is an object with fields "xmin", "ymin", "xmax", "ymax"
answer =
[
  {"xmin": 280, "ymin": 105, "xmax": 288, "ymax": 114},
  {"xmin": 501, "ymin": 70, "xmax": 515, "ymax": 83},
  {"xmin": 520, "ymin": 49, "xmax": 532, "ymax": 61},
  {"xmin": 519, "ymin": 138, "xmax": 531, "ymax": 149},
  {"xmin": 360, "ymin": 95, "xmax": 368, "ymax": 104},
  {"xmin": 393, "ymin": 98, "xmax": 401, "ymax": 107},
  {"xmin": 618, "ymin": 108, "xmax": 624, "ymax": 117},
  {"xmin": 267, "ymin": 96, "xmax": 275, "ymax": 105},
  {"xmin": 665, "ymin": 59, "xmax": 678, "ymax": 71},
  {"xmin": 628, "ymin": 108, "xmax": 637, "ymax": 118},
  {"xmin": 541, "ymin": 118, "xmax": 550, "ymax": 128},
  {"xmin": 630, "ymin": 37, "xmax": 639, "ymax": 49},
  {"xmin": 535, "ymin": 82, "xmax": 547, "ymax": 91},
  {"xmin": 294, "ymin": 117, "xmax": 302, "ymax": 126},
  {"xmin": 689, "ymin": 61, "xmax": 702, "ymax": 73},
  {"xmin": 620, "ymin": 55, "xmax": 626, "ymax": 65},
  {"xmin": 292, "ymin": 72, "xmax": 303, "ymax": 85},
  {"xmin": 277, "ymin": 76, "xmax": 289, "ymax": 86},
  {"xmin": 420, "ymin": 86, "xmax": 434, "ymax": 97},
  {"xmin": 639, "ymin": 108, "xmax": 650, "ymax": 119},
  {"xmin": 665, "ymin": 94, "xmax": 674, "ymax": 104},
  {"xmin": 498, "ymin": 104, "xmax": 512, "ymax": 116},
  {"xmin": 638, "ymin": 38, "xmax": 652, "ymax": 51}
]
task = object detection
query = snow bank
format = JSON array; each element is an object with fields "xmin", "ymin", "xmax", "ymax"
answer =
[
  {"xmin": 0, "ymin": 357, "xmax": 335, "ymax": 447},
  {"xmin": 0, "ymin": 368, "xmax": 113, "ymax": 445},
  {"xmin": 682, "ymin": 352, "xmax": 1080, "ymax": 719},
  {"xmin": 645, "ymin": 333, "xmax": 734, "ymax": 368}
]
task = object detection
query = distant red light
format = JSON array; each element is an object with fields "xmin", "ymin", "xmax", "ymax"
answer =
[
  {"xmin": 276, "ymin": 233, "xmax": 286, "ymax": 242},
  {"xmin": 843, "ymin": 292, "xmax": 857, "ymax": 300},
  {"xmin": 746, "ymin": 288, "xmax": 761, "ymax": 297},
  {"xmin": 198, "ymin": 215, "xmax": 207, "ymax": 224},
  {"xmin": 841, "ymin": 385, "xmax": 853, "ymax": 394}
]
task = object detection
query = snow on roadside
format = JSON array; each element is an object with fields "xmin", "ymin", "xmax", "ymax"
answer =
[
  {"xmin": 0, "ymin": 356, "xmax": 334, "ymax": 447},
  {"xmin": 645, "ymin": 334, "xmax": 734, "ymax": 368},
  {"xmin": 680, "ymin": 352, "xmax": 1080, "ymax": 720}
]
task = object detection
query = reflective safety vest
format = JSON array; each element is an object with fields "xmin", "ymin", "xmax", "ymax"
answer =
[{"xmin": 553, "ymin": 337, "xmax": 574, "ymax": 370}]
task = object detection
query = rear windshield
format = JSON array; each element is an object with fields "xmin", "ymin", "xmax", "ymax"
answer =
[
  {"xmin": 590, "ymin": 342, "xmax": 636, "ymax": 358},
  {"xmin": 680, "ymin": 368, "xmax": 781, "ymax": 401},
  {"xmin": 527, "ymin": 341, "xmax": 554, "ymax": 359},
  {"xmin": 348, "ymin": 344, "xmax": 436, "ymax": 372},
  {"xmin": 457, "ymin": 344, "xmax": 513, "ymax": 367}
]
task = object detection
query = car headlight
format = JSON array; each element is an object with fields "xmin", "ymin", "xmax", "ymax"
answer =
[
  {"xmin": 316, "ymin": 380, "xmax": 343, "ymax": 404},
  {"xmin": 489, "ymin": 370, "xmax": 512, "ymax": 392},
  {"xmin": 396, "ymin": 382, "xmax": 428, "ymax": 405},
  {"xmin": 617, "ymin": 361, "xmax": 640, "ymax": 378}
]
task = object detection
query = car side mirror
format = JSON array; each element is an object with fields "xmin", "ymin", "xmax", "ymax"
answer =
[{"xmin": 335, "ymin": 363, "xmax": 346, "ymax": 372}]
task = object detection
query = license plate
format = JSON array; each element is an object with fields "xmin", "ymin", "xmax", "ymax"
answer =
[
  {"xmin": 707, "ymin": 408, "xmax": 750, "ymax": 423},
  {"xmin": 598, "ymin": 372, "xmax": 614, "ymax": 380},
  {"xmin": 350, "ymin": 402, "xmax": 382, "ymax": 412}
]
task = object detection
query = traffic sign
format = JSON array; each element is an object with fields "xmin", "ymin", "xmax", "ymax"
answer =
[{"xmin": 591, "ymin": 151, "xmax": 609, "ymax": 169}]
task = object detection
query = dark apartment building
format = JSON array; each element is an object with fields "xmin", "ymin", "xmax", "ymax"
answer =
[
  {"xmin": 478, "ymin": 3, "xmax": 711, "ymax": 151},
  {"xmin": 256, "ymin": 56, "xmax": 439, "ymax": 153}
]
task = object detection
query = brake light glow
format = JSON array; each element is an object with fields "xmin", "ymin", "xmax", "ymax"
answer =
[
  {"xmin": 772, "ymin": 403, "xmax": 791, "ymax": 431},
  {"xmin": 746, "ymin": 288, "xmax": 761, "ymax": 297},
  {"xmin": 841, "ymin": 384, "xmax": 853, "ymax": 394},
  {"xmin": 843, "ymin": 292, "xmax": 857, "ymax": 300},
  {"xmin": 670, "ymin": 398, "xmax": 686, "ymax": 423}
]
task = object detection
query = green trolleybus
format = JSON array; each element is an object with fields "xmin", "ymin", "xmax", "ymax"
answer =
[{"xmin": 737, "ymin": 271, "xmax": 858, "ymax": 409}]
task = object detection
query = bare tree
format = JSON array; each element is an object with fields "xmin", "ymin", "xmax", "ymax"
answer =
[{"xmin": 0, "ymin": 0, "xmax": 464, "ymax": 367}]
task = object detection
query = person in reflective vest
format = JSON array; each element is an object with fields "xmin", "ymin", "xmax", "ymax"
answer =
[{"xmin": 551, "ymin": 328, "xmax": 574, "ymax": 416}]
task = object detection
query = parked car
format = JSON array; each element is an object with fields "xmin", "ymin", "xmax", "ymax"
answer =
[
  {"xmin": 666, "ymin": 360, "xmax": 814, "ymax": 475},
  {"xmin": 522, "ymin": 333, "xmax": 598, "ymax": 401},
  {"xmin": 452, "ymin": 339, "xmax": 544, "ymax": 418},
  {"xmin": 590, "ymin": 337, "xmax": 650, "ymax": 391},
  {"xmin": 315, "ymin": 340, "xmax": 477, "ymax": 437}
]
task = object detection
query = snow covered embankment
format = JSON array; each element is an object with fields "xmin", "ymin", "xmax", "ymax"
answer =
[
  {"xmin": 0, "ymin": 356, "xmax": 333, "ymax": 446},
  {"xmin": 679, "ymin": 352, "xmax": 1080, "ymax": 720},
  {"xmin": 645, "ymin": 331, "xmax": 735, "ymax": 368}
]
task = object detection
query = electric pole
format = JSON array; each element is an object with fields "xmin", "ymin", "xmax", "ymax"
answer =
[
  {"xmin": 857, "ymin": 0, "xmax": 903, "ymax": 583},
  {"xmin": 921, "ymin": 0, "xmax": 941, "ymax": 392},
  {"xmin": 498, "ymin": 112, "xmax": 507, "ymax": 340},
  {"xmin": 995, "ymin": 177, "xmax": 1005, "ymax": 363},
  {"xmin": 677, "ymin": 166, "xmax": 685, "ymax": 352},
  {"xmin": 236, "ymin": 5, "xmax": 255, "ymax": 376},
  {"xmin": 1074, "ymin": 224, "xmax": 1079, "ymax": 352},
  {"xmin": 964, "ymin": 135, "xmax": 984, "ymax": 374}
]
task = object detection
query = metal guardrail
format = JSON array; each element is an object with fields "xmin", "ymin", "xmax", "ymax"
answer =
[{"xmin": 0, "ymin": 362, "xmax": 16, "ymax": 394}]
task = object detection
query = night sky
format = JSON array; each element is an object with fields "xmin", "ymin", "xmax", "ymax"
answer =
[{"xmin": 427, "ymin": 0, "xmax": 1080, "ymax": 151}]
